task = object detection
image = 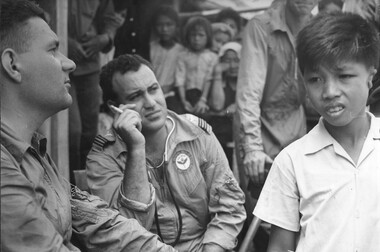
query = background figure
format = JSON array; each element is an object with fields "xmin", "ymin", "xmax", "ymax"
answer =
[
  {"xmin": 208, "ymin": 42, "xmax": 241, "ymax": 167},
  {"xmin": 150, "ymin": 5, "xmax": 184, "ymax": 114},
  {"xmin": 234, "ymin": 0, "xmax": 318, "ymax": 251},
  {"xmin": 211, "ymin": 22, "xmax": 234, "ymax": 54},
  {"xmin": 175, "ymin": 16, "xmax": 218, "ymax": 116},
  {"xmin": 113, "ymin": 0, "xmax": 175, "ymax": 60},
  {"xmin": 215, "ymin": 8, "xmax": 243, "ymax": 42},
  {"xmin": 68, "ymin": 0, "xmax": 121, "ymax": 180}
]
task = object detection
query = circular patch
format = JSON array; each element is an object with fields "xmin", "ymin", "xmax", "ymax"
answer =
[{"xmin": 175, "ymin": 152, "xmax": 191, "ymax": 170}]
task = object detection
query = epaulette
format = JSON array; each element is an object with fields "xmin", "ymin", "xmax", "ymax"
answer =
[
  {"xmin": 184, "ymin": 114, "xmax": 212, "ymax": 134},
  {"xmin": 92, "ymin": 135, "xmax": 108, "ymax": 151}
]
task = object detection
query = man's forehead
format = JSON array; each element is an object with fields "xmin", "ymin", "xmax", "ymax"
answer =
[
  {"xmin": 26, "ymin": 17, "xmax": 58, "ymax": 42},
  {"xmin": 113, "ymin": 65, "xmax": 157, "ymax": 89}
]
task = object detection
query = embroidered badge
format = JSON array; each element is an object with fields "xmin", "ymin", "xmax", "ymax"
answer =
[{"xmin": 175, "ymin": 152, "xmax": 191, "ymax": 170}]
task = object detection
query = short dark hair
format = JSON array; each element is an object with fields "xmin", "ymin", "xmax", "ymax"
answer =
[
  {"xmin": 183, "ymin": 16, "xmax": 213, "ymax": 49},
  {"xmin": 297, "ymin": 12, "xmax": 380, "ymax": 74},
  {"xmin": 0, "ymin": 0, "xmax": 46, "ymax": 54},
  {"xmin": 100, "ymin": 54, "xmax": 154, "ymax": 109},
  {"xmin": 215, "ymin": 8, "xmax": 242, "ymax": 32}
]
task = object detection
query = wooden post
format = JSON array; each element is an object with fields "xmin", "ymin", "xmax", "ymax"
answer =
[{"xmin": 37, "ymin": 0, "xmax": 70, "ymax": 180}]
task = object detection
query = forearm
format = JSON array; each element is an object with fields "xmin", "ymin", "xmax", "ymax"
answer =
[
  {"xmin": 122, "ymin": 146, "xmax": 150, "ymax": 204},
  {"xmin": 209, "ymin": 77, "xmax": 225, "ymax": 111}
]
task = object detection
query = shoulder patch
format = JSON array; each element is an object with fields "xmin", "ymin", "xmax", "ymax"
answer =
[
  {"xmin": 184, "ymin": 114, "xmax": 212, "ymax": 134},
  {"xmin": 92, "ymin": 135, "xmax": 108, "ymax": 151}
]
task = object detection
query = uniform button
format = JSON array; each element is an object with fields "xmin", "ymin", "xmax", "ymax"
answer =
[
  {"xmin": 131, "ymin": 32, "xmax": 136, "ymax": 37},
  {"xmin": 132, "ymin": 49, "xmax": 136, "ymax": 53},
  {"xmin": 130, "ymin": 18, "xmax": 134, "ymax": 22}
]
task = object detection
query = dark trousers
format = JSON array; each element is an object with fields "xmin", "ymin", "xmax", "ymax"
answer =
[{"xmin": 69, "ymin": 72, "xmax": 101, "ymax": 183}]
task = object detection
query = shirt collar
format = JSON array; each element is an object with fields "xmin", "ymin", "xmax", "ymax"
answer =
[
  {"xmin": 267, "ymin": 1, "xmax": 288, "ymax": 33},
  {"xmin": 304, "ymin": 112, "xmax": 380, "ymax": 155},
  {"xmin": 1, "ymin": 121, "xmax": 47, "ymax": 164}
]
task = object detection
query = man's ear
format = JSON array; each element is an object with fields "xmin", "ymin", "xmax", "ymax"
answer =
[{"xmin": 1, "ymin": 49, "xmax": 22, "ymax": 83}]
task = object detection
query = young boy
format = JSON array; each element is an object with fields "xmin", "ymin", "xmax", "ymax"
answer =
[{"xmin": 253, "ymin": 12, "xmax": 380, "ymax": 252}]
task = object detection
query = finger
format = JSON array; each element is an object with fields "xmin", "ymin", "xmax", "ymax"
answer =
[
  {"xmin": 252, "ymin": 161, "xmax": 259, "ymax": 185},
  {"xmin": 258, "ymin": 160, "xmax": 266, "ymax": 184}
]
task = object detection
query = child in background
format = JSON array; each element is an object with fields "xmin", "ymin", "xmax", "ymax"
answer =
[
  {"xmin": 209, "ymin": 41, "xmax": 242, "ymax": 166},
  {"xmin": 175, "ymin": 16, "xmax": 218, "ymax": 115},
  {"xmin": 150, "ymin": 5, "xmax": 184, "ymax": 113},
  {"xmin": 211, "ymin": 22, "xmax": 234, "ymax": 54},
  {"xmin": 215, "ymin": 8, "xmax": 243, "ymax": 42},
  {"xmin": 254, "ymin": 12, "xmax": 380, "ymax": 251}
]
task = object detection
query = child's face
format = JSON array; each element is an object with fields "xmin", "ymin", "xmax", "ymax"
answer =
[
  {"xmin": 304, "ymin": 60, "xmax": 376, "ymax": 128},
  {"xmin": 220, "ymin": 50, "xmax": 239, "ymax": 77},
  {"xmin": 189, "ymin": 26, "xmax": 208, "ymax": 52},
  {"xmin": 212, "ymin": 31, "xmax": 231, "ymax": 53},
  {"xmin": 222, "ymin": 18, "xmax": 238, "ymax": 38},
  {"xmin": 155, "ymin": 15, "xmax": 176, "ymax": 42}
]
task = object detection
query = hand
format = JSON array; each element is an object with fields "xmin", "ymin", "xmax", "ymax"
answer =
[
  {"xmin": 224, "ymin": 103, "xmax": 236, "ymax": 117},
  {"xmin": 182, "ymin": 100, "xmax": 194, "ymax": 113},
  {"xmin": 194, "ymin": 99, "xmax": 209, "ymax": 114},
  {"xmin": 68, "ymin": 38, "xmax": 87, "ymax": 62},
  {"xmin": 82, "ymin": 34, "xmax": 109, "ymax": 58},
  {"xmin": 243, "ymin": 150, "xmax": 273, "ymax": 185},
  {"xmin": 110, "ymin": 104, "xmax": 145, "ymax": 149}
]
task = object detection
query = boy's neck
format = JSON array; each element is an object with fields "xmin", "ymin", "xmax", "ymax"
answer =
[
  {"xmin": 324, "ymin": 113, "xmax": 371, "ymax": 164},
  {"xmin": 159, "ymin": 39, "xmax": 175, "ymax": 49}
]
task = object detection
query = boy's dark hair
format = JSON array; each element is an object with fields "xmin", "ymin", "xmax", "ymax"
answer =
[
  {"xmin": 183, "ymin": 16, "xmax": 213, "ymax": 50},
  {"xmin": 0, "ymin": 0, "xmax": 46, "ymax": 54},
  {"xmin": 297, "ymin": 12, "xmax": 380, "ymax": 74},
  {"xmin": 100, "ymin": 54, "xmax": 154, "ymax": 109},
  {"xmin": 215, "ymin": 8, "xmax": 242, "ymax": 32}
]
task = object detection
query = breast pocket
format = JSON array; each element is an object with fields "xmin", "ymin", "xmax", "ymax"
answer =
[{"xmin": 171, "ymin": 150, "xmax": 204, "ymax": 196}]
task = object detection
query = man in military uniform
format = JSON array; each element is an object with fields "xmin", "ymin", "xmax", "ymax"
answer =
[{"xmin": 86, "ymin": 54, "xmax": 246, "ymax": 252}]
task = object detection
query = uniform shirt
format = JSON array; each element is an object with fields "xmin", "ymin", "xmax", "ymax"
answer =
[
  {"xmin": 235, "ymin": 1, "xmax": 307, "ymax": 159},
  {"xmin": 68, "ymin": 0, "xmax": 122, "ymax": 76},
  {"xmin": 175, "ymin": 48, "xmax": 218, "ymax": 91},
  {"xmin": 86, "ymin": 111, "xmax": 246, "ymax": 252},
  {"xmin": 1, "ymin": 121, "xmax": 176, "ymax": 252},
  {"xmin": 254, "ymin": 113, "xmax": 380, "ymax": 252},
  {"xmin": 150, "ymin": 40, "xmax": 183, "ymax": 90}
]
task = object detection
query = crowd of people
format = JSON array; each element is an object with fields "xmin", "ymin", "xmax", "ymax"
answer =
[{"xmin": 1, "ymin": 0, "xmax": 379, "ymax": 251}]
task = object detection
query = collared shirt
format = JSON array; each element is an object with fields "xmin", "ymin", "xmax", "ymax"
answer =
[
  {"xmin": 254, "ymin": 113, "xmax": 380, "ymax": 252},
  {"xmin": 86, "ymin": 111, "xmax": 246, "ymax": 252},
  {"xmin": 1, "ymin": 121, "xmax": 177, "ymax": 252},
  {"xmin": 175, "ymin": 49, "xmax": 218, "ymax": 91},
  {"xmin": 235, "ymin": 1, "xmax": 307, "ymax": 158},
  {"xmin": 150, "ymin": 40, "xmax": 184, "ymax": 90}
]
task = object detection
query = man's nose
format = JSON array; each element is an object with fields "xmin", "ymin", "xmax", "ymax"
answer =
[{"xmin": 61, "ymin": 52, "xmax": 76, "ymax": 73}]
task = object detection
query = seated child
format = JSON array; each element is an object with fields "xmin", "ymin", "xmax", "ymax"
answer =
[
  {"xmin": 150, "ymin": 5, "xmax": 184, "ymax": 113},
  {"xmin": 215, "ymin": 8, "xmax": 243, "ymax": 42},
  {"xmin": 175, "ymin": 16, "xmax": 218, "ymax": 116},
  {"xmin": 253, "ymin": 12, "xmax": 380, "ymax": 252}
]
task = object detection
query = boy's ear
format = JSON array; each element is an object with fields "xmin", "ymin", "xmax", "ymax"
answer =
[
  {"xmin": 367, "ymin": 67, "xmax": 377, "ymax": 89},
  {"xmin": 1, "ymin": 49, "xmax": 22, "ymax": 83}
]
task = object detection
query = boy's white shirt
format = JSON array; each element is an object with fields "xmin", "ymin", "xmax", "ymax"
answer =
[{"xmin": 254, "ymin": 112, "xmax": 380, "ymax": 252}]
